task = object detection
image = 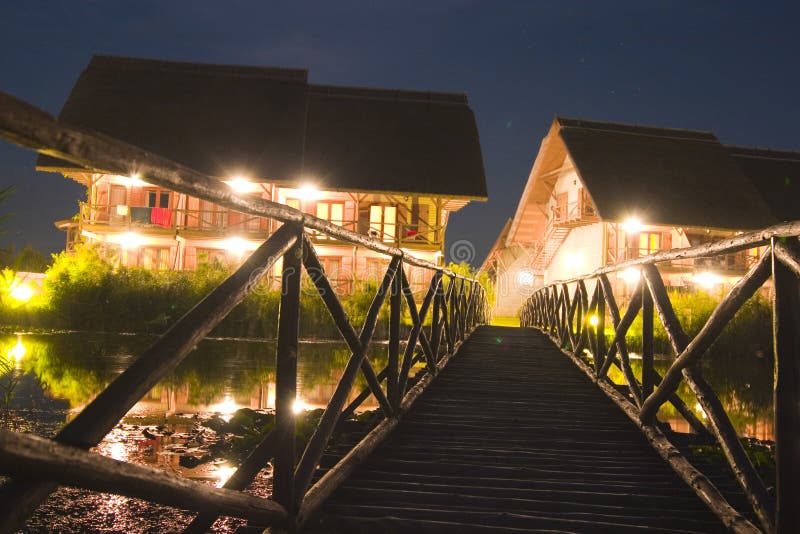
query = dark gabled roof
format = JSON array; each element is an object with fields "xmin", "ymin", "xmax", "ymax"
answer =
[
  {"xmin": 728, "ymin": 146, "xmax": 800, "ymax": 222},
  {"xmin": 303, "ymin": 85, "xmax": 486, "ymax": 198},
  {"xmin": 38, "ymin": 55, "xmax": 487, "ymax": 199},
  {"xmin": 556, "ymin": 117, "xmax": 777, "ymax": 229}
]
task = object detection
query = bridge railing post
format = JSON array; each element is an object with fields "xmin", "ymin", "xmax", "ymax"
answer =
[
  {"xmin": 272, "ymin": 224, "xmax": 303, "ymax": 515},
  {"xmin": 772, "ymin": 239, "xmax": 800, "ymax": 534}
]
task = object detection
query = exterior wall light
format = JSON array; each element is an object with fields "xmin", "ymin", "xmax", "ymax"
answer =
[
  {"xmin": 226, "ymin": 176, "xmax": 259, "ymax": 194},
  {"xmin": 622, "ymin": 217, "xmax": 644, "ymax": 233},
  {"xmin": 618, "ymin": 267, "xmax": 641, "ymax": 284},
  {"xmin": 693, "ymin": 271, "xmax": 721, "ymax": 289}
]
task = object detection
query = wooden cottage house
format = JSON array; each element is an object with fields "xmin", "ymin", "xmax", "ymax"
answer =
[
  {"xmin": 482, "ymin": 117, "xmax": 800, "ymax": 316},
  {"xmin": 40, "ymin": 56, "xmax": 487, "ymax": 292}
]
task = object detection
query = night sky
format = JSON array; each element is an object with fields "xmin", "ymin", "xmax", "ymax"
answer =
[{"xmin": 0, "ymin": 1, "xmax": 798, "ymax": 266}]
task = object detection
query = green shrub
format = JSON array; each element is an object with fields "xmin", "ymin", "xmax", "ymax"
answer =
[{"xmin": 0, "ymin": 244, "xmax": 399, "ymax": 340}]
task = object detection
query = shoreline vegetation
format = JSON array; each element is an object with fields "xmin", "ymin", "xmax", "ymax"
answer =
[{"xmin": 0, "ymin": 244, "xmax": 493, "ymax": 340}]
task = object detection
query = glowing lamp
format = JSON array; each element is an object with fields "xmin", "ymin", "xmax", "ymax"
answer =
[
  {"xmin": 621, "ymin": 217, "xmax": 644, "ymax": 233},
  {"xmin": 693, "ymin": 271, "xmax": 720, "ymax": 289},
  {"xmin": 617, "ymin": 267, "xmax": 641, "ymax": 284},
  {"xmin": 588, "ymin": 314, "xmax": 600, "ymax": 327},
  {"xmin": 292, "ymin": 398, "xmax": 307, "ymax": 414},
  {"xmin": 118, "ymin": 232, "xmax": 144, "ymax": 249},
  {"xmin": 297, "ymin": 184, "xmax": 321, "ymax": 201},
  {"xmin": 127, "ymin": 173, "xmax": 149, "ymax": 187},
  {"xmin": 9, "ymin": 283, "xmax": 35, "ymax": 303},
  {"xmin": 226, "ymin": 176, "xmax": 259, "ymax": 194},
  {"xmin": 221, "ymin": 237, "xmax": 256, "ymax": 256},
  {"xmin": 209, "ymin": 395, "xmax": 239, "ymax": 422}
]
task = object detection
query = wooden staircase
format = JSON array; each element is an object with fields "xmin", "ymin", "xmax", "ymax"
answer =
[{"xmin": 531, "ymin": 226, "xmax": 571, "ymax": 272}]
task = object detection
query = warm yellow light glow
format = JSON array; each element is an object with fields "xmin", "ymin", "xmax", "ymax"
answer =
[
  {"xmin": 221, "ymin": 237, "xmax": 256, "ymax": 256},
  {"xmin": 621, "ymin": 217, "xmax": 644, "ymax": 233},
  {"xmin": 563, "ymin": 251, "xmax": 584, "ymax": 271},
  {"xmin": 226, "ymin": 176, "xmax": 259, "ymax": 194},
  {"xmin": 588, "ymin": 315, "xmax": 599, "ymax": 327},
  {"xmin": 693, "ymin": 271, "xmax": 721, "ymax": 289},
  {"xmin": 215, "ymin": 463, "xmax": 238, "ymax": 487},
  {"xmin": 9, "ymin": 283, "xmax": 35, "ymax": 303},
  {"xmin": 209, "ymin": 395, "xmax": 239, "ymax": 422},
  {"xmin": 617, "ymin": 267, "xmax": 641, "ymax": 284},
  {"xmin": 516, "ymin": 269, "xmax": 535, "ymax": 287},
  {"xmin": 9, "ymin": 336, "xmax": 25, "ymax": 362},
  {"xmin": 127, "ymin": 173, "xmax": 149, "ymax": 187},
  {"xmin": 297, "ymin": 184, "xmax": 321, "ymax": 201},
  {"xmin": 292, "ymin": 398, "xmax": 308, "ymax": 414},
  {"xmin": 113, "ymin": 232, "xmax": 145, "ymax": 249}
]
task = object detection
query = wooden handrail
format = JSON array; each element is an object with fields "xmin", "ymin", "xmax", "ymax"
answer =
[
  {"xmin": 0, "ymin": 90, "xmax": 492, "ymax": 533},
  {"xmin": 519, "ymin": 230, "xmax": 800, "ymax": 533}
]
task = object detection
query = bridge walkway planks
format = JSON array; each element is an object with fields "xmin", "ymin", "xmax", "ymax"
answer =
[{"xmin": 308, "ymin": 326, "xmax": 730, "ymax": 533}]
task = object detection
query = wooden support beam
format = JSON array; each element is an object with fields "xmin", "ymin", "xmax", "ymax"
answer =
[
  {"xmin": 272, "ymin": 229, "xmax": 303, "ymax": 514},
  {"xmin": 598, "ymin": 276, "xmax": 643, "ymax": 405},
  {"xmin": 184, "ymin": 432, "xmax": 278, "ymax": 533},
  {"xmin": 640, "ymin": 259, "xmax": 775, "ymax": 533},
  {"xmin": 0, "ymin": 431, "xmax": 288, "ymax": 527},
  {"xmin": 292, "ymin": 255, "xmax": 400, "ymax": 501},
  {"xmin": 640, "ymin": 252, "xmax": 772, "ymax": 423},
  {"xmin": 595, "ymin": 282, "xmax": 606, "ymax": 374},
  {"xmin": 300, "ymin": 238, "xmax": 392, "ymax": 416},
  {"xmin": 388, "ymin": 264, "xmax": 402, "ymax": 410},
  {"xmin": 642, "ymin": 280, "xmax": 654, "ymax": 398}
]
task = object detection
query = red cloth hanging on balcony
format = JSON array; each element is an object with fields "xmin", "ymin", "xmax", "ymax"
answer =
[{"xmin": 150, "ymin": 207, "xmax": 173, "ymax": 228}]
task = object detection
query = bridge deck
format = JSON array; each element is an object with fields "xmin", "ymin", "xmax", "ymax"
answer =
[{"xmin": 311, "ymin": 326, "xmax": 728, "ymax": 533}]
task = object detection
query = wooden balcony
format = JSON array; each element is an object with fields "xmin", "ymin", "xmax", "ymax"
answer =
[
  {"xmin": 552, "ymin": 193, "xmax": 600, "ymax": 229},
  {"xmin": 79, "ymin": 203, "xmax": 444, "ymax": 250}
]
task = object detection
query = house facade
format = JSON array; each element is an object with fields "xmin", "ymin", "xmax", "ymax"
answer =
[
  {"xmin": 41, "ymin": 56, "xmax": 487, "ymax": 292},
  {"xmin": 483, "ymin": 117, "xmax": 800, "ymax": 317}
]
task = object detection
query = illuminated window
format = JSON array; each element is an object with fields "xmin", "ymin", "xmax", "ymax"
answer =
[
  {"xmin": 316, "ymin": 201, "xmax": 344, "ymax": 225},
  {"xmin": 369, "ymin": 205, "xmax": 396, "ymax": 242},
  {"xmin": 639, "ymin": 232, "xmax": 661, "ymax": 256},
  {"xmin": 285, "ymin": 198, "xmax": 300, "ymax": 210}
]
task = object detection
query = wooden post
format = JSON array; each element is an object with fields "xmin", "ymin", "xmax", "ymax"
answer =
[
  {"xmin": 0, "ymin": 431, "xmax": 288, "ymax": 527},
  {"xmin": 772, "ymin": 238, "xmax": 800, "ymax": 534},
  {"xmin": 272, "ymin": 227, "xmax": 303, "ymax": 514},
  {"xmin": 642, "ymin": 279, "xmax": 654, "ymax": 398},
  {"xmin": 596, "ymin": 282, "xmax": 606, "ymax": 375},
  {"xmin": 388, "ymin": 260, "xmax": 402, "ymax": 411}
]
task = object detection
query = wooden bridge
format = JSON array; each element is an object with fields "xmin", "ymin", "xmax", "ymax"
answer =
[
  {"xmin": 312, "ymin": 326, "xmax": 732, "ymax": 533},
  {"xmin": 0, "ymin": 91, "xmax": 798, "ymax": 533}
]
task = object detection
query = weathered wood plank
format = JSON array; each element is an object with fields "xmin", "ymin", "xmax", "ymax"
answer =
[{"xmin": 0, "ymin": 431, "xmax": 288, "ymax": 526}]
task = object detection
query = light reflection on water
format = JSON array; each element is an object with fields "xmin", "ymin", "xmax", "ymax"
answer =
[
  {"xmin": 0, "ymin": 331, "xmax": 388, "ymax": 533},
  {"xmin": 0, "ymin": 331, "xmax": 776, "ymax": 531},
  {"xmin": 604, "ymin": 352, "xmax": 775, "ymax": 441}
]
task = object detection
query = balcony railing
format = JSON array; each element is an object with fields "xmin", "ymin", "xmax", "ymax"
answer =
[
  {"xmin": 80, "ymin": 203, "xmax": 443, "ymax": 248},
  {"xmin": 552, "ymin": 194, "xmax": 600, "ymax": 228}
]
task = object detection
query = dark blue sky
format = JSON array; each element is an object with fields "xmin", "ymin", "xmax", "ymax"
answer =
[{"xmin": 1, "ymin": 1, "xmax": 798, "ymax": 265}]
